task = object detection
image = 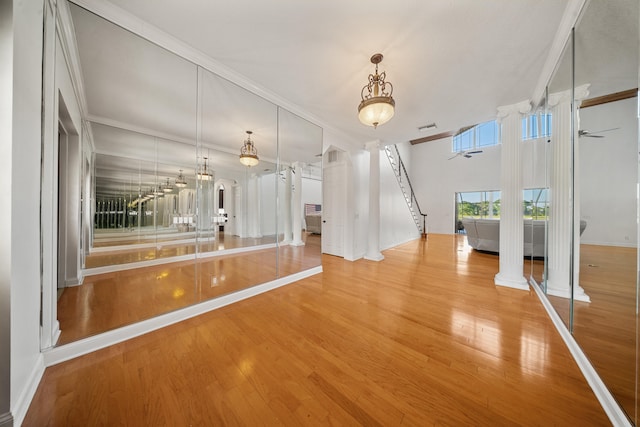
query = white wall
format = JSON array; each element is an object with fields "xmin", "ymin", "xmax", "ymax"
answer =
[
  {"xmin": 301, "ymin": 176, "xmax": 321, "ymax": 230},
  {"xmin": 380, "ymin": 142, "xmax": 421, "ymax": 249},
  {"xmin": 10, "ymin": 0, "xmax": 45, "ymax": 424},
  {"xmin": 410, "ymin": 135, "xmax": 548, "ymax": 234},
  {"xmin": 0, "ymin": 1, "xmax": 12, "ymax": 423},
  {"xmin": 410, "ymin": 138, "xmax": 502, "ymax": 233},
  {"xmin": 579, "ymin": 97, "xmax": 637, "ymax": 246},
  {"xmin": 259, "ymin": 173, "xmax": 277, "ymax": 236}
]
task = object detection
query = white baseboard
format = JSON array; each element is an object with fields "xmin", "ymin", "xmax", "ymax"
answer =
[
  {"xmin": 381, "ymin": 235, "xmax": 420, "ymax": 252},
  {"xmin": 529, "ymin": 276, "xmax": 632, "ymax": 426},
  {"xmin": 12, "ymin": 353, "xmax": 45, "ymax": 427},
  {"xmin": 44, "ymin": 266, "xmax": 322, "ymax": 366},
  {"xmin": 83, "ymin": 243, "xmax": 277, "ymax": 276}
]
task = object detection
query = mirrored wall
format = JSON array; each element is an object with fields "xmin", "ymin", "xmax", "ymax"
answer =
[
  {"xmin": 50, "ymin": 1, "xmax": 322, "ymax": 345},
  {"xmin": 532, "ymin": 0, "xmax": 639, "ymax": 422}
]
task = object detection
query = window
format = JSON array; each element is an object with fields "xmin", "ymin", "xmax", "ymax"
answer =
[
  {"xmin": 455, "ymin": 188, "xmax": 548, "ymax": 233},
  {"xmin": 452, "ymin": 120, "xmax": 500, "ymax": 152},
  {"xmin": 522, "ymin": 112, "xmax": 552, "ymax": 140},
  {"xmin": 523, "ymin": 188, "xmax": 549, "ymax": 220}
]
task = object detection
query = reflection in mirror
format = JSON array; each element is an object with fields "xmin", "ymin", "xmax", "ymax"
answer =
[
  {"xmin": 544, "ymin": 30, "xmax": 574, "ymax": 329},
  {"xmin": 52, "ymin": 2, "xmax": 324, "ymax": 348},
  {"xmin": 572, "ymin": 0, "xmax": 639, "ymax": 420},
  {"xmin": 277, "ymin": 107, "xmax": 323, "ymax": 277},
  {"xmin": 55, "ymin": 3, "xmax": 200, "ymax": 345},
  {"xmin": 196, "ymin": 67, "xmax": 279, "ymax": 300}
]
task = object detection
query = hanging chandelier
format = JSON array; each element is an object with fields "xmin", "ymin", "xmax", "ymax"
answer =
[
  {"xmin": 198, "ymin": 157, "xmax": 213, "ymax": 181},
  {"xmin": 239, "ymin": 130, "xmax": 259, "ymax": 167},
  {"xmin": 175, "ymin": 170, "xmax": 187, "ymax": 188},
  {"xmin": 162, "ymin": 177, "xmax": 173, "ymax": 193},
  {"xmin": 358, "ymin": 53, "xmax": 395, "ymax": 128}
]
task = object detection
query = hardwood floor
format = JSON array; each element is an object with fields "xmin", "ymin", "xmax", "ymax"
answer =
[
  {"xmin": 58, "ymin": 234, "xmax": 321, "ymax": 344},
  {"xmin": 85, "ymin": 232, "xmax": 278, "ymax": 269},
  {"xmin": 26, "ymin": 234, "xmax": 610, "ymax": 426},
  {"xmin": 574, "ymin": 244, "xmax": 637, "ymax": 421}
]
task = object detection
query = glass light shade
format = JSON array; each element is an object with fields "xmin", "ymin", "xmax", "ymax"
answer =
[
  {"xmin": 239, "ymin": 133, "xmax": 259, "ymax": 167},
  {"xmin": 175, "ymin": 170, "xmax": 188, "ymax": 187},
  {"xmin": 358, "ymin": 96, "xmax": 395, "ymax": 128},
  {"xmin": 239, "ymin": 154, "xmax": 259, "ymax": 167},
  {"xmin": 197, "ymin": 172, "xmax": 212, "ymax": 181}
]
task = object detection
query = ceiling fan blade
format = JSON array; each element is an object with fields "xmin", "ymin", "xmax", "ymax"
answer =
[
  {"xmin": 583, "ymin": 134, "xmax": 604, "ymax": 138},
  {"xmin": 467, "ymin": 150, "xmax": 483, "ymax": 155},
  {"xmin": 591, "ymin": 127, "xmax": 619, "ymax": 134}
]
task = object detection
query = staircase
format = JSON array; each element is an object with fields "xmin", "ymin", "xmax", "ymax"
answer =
[{"xmin": 384, "ymin": 144, "xmax": 427, "ymax": 237}]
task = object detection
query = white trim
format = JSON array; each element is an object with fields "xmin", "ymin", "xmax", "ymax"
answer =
[
  {"xmin": 531, "ymin": 0, "xmax": 587, "ymax": 107},
  {"xmin": 44, "ymin": 266, "xmax": 322, "ymax": 366},
  {"xmin": 529, "ymin": 277, "xmax": 633, "ymax": 426},
  {"xmin": 11, "ymin": 354, "xmax": 45, "ymax": 427},
  {"xmin": 381, "ymin": 236, "xmax": 420, "ymax": 252},
  {"xmin": 494, "ymin": 273, "xmax": 530, "ymax": 291},
  {"xmin": 82, "ymin": 243, "xmax": 277, "ymax": 276}
]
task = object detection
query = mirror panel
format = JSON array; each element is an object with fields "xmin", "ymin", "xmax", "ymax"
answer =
[
  {"xmin": 572, "ymin": 0, "xmax": 639, "ymax": 420},
  {"xmin": 52, "ymin": 1, "xmax": 324, "ymax": 350},
  {"xmin": 544, "ymin": 32, "xmax": 574, "ymax": 328},
  {"xmin": 196, "ymin": 67, "xmax": 279, "ymax": 300},
  {"xmin": 277, "ymin": 108, "xmax": 323, "ymax": 277}
]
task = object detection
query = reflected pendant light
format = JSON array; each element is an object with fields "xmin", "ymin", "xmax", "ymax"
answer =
[
  {"xmin": 162, "ymin": 177, "xmax": 174, "ymax": 193},
  {"xmin": 175, "ymin": 170, "xmax": 187, "ymax": 188},
  {"xmin": 198, "ymin": 157, "xmax": 212, "ymax": 181},
  {"xmin": 358, "ymin": 53, "xmax": 395, "ymax": 128},
  {"xmin": 239, "ymin": 130, "xmax": 259, "ymax": 167}
]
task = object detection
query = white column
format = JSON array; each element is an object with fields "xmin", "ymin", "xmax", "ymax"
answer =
[
  {"xmin": 546, "ymin": 86, "xmax": 590, "ymax": 302},
  {"xmin": 494, "ymin": 100, "xmax": 531, "ymax": 290},
  {"xmin": 281, "ymin": 166, "xmax": 292, "ymax": 245},
  {"xmin": 248, "ymin": 173, "xmax": 262, "ymax": 238},
  {"xmin": 364, "ymin": 141, "xmax": 384, "ymax": 261},
  {"xmin": 291, "ymin": 162, "xmax": 305, "ymax": 246}
]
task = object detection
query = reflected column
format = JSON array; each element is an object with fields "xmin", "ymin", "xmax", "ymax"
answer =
[
  {"xmin": 248, "ymin": 173, "xmax": 262, "ymax": 238},
  {"xmin": 291, "ymin": 162, "xmax": 304, "ymax": 246},
  {"xmin": 546, "ymin": 86, "xmax": 590, "ymax": 302},
  {"xmin": 494, "ymin": 100, "xmax": 531, "ymax": 290},
  {"xmin": 281, "ymin": 166, "xmax": 293, "ymax": 245}
]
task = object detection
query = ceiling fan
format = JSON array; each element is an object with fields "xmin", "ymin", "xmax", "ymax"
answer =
[
  {"xmin": 448, "ymin": 150, "xmax": 483, "ymax": 160},
  {"xmin": 578, "ymin": 127, "xmax": 619, "ymax": 138}
]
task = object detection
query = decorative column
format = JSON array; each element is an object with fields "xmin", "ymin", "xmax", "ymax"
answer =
[
  {"xmin": 248, "ymin": 173, "xmax": 262, "ymax": 238},
  {"xmin": 365, "ymin": 141, "xmax": 384, "ymax": 261},
  {"xmin": 291, "ymin": 162, "xmax": 305, "ymax": 246},
  {"xmin": 546, "ymin": 86, "xmax": 590, "ymax": 302},
  {"xmin": 494, "ymin": 100, "xmax": 531, "ymax": 290},
  {"xmin": 281, "ymin": 166, "xmax": 292, "ymax": 245}
]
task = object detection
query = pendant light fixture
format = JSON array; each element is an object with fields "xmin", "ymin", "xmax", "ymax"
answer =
[
  {"xmin": 239, "ymin": 130, "xmax": 259, "ymax": 167},
  {"xmin": 175, "ymin": 170, "xmax": 187, "ymax": 188},
  {"xmin": 198, "ymin": 157, "xmax": 213, "ymax": 181},
  {"xmin": 358, "ymin": 53, "xmax": 395, "ymax": 128},
  {"xmin": 162, "ymin": 177, "xmax": 174, "ymax": 193}
]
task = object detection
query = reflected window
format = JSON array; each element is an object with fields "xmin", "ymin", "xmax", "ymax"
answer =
[
  {"xmin": 523, "ymin": 188, "xmax": 549, "ymax": 220},
  {"xmin": 522, "ymin": 112, "xmax": 552, "ymax": 140}
]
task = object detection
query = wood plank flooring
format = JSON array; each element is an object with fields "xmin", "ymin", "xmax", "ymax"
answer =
[
  {"xmin": 85, "ymin": 233, "xmax": 278, "ymax": 268},
  {"xmin": 25, "ymin": 234, "xmax": 611, "ymax": 426},
  {"xmin": 574, "ymin": 244, "xmax": 637, "ymax": 421},
  {"xmin": 58, "ymin": 234, "xmax": 321, "ymax": 344}
]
